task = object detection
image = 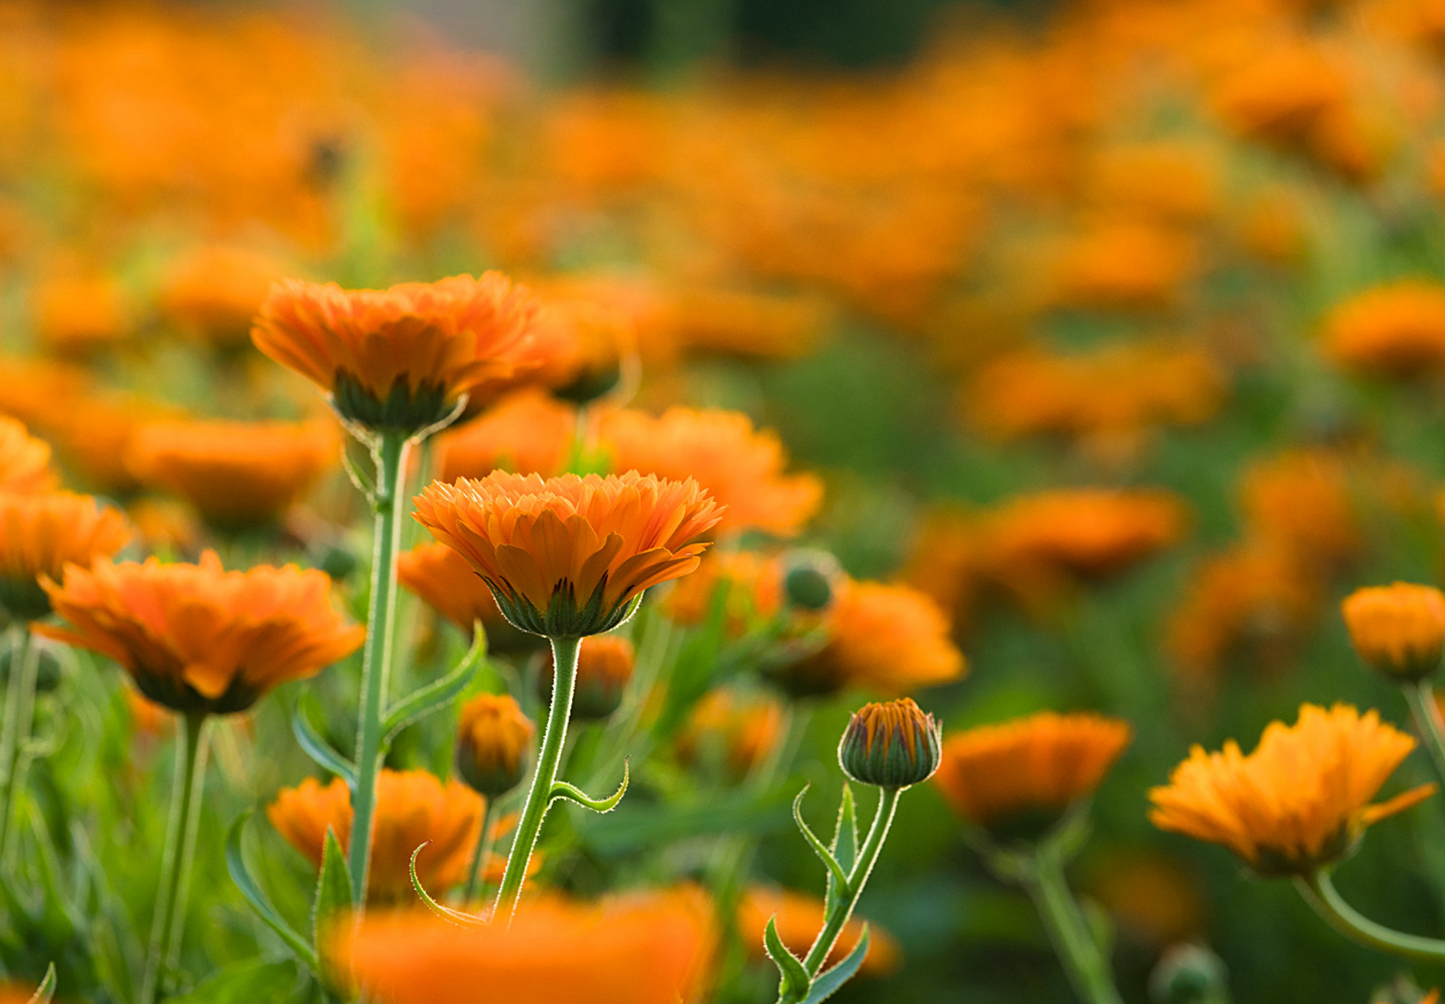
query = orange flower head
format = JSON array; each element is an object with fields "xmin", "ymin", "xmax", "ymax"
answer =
[
  {"xmin": 158, "ymin": 244, "xmax": 292, "ymax": 347},
  {"xmin": 1323, "ymin": 281, "xmax": 1445, "ymax": 378},
  {"xmin": 333, "ymin": 885, "xmax": 716, "ymax": 1004},
  {"xmin": 413, "ymin": 471, "xmax": 723, "ymax": 637},
  {"xmin": 600, "ymin": 408, "xmax": 822, "ymax": 538},
  {"xmin": 933, "ymin": 712, "xmax": 1132, "ymax": 841},
  {"xmin": 45, "ymin": 391, "xmax": 185, "ymax": 494},
  {"xmin": 540, "ymin": 633, "xmax": 636, "ymax": 721},
  {"xmin": 269, "ymin": 770, "xmax": 491, "ymax": 904},
  {"xmin": 32, "ymin": 269, "xmax": 132, "ymax": 355},
  {"xmin": 738, "ymin": 886, "xmax": 898, "ymax": 978},
  {"xmin": 1238, "ymin": 449, "xmax": 1362, "ymax": 568},
  {"xmin": 839, "ymin": 697, "xmax": 943, "ymax": 789},
  {"xmin": 455, "ymin": 693, "xmax": 535, "ymax": 798},
  {"xmin": 41, "ymin": 551, "xmax": 364, "ymax": 716},
  {"xmin": 1149, "ymin": 703, "xmax": 1434, "ymax": 876},
  {"xmin": 525, "ymin": 279, "xmax": 639, "ymax": 404},
  {"xmin": 0, "ymin": 491, "xmax": 131, "ymax": 620},
  {"xmin": 1211, "ymin": 44, "xmax": 1348, "ymax": 149},
  {"xmin": 127, "ymin": 419, "xmax": 335, "ymax": 530},
  {"xmin": 252, "ymin": 273, "xmax": 540, "ymax": 433},
  {"xmin": 1342, "ymin": 583, "xmax": 1445, "ymax": 681},
  {"xmin": 675, "ymin": 687, "xmax": 785, "ymax": 781},
  {"xmin": 436, "ymin": 389, "xmax": 576, "ymax": 482},
  {"xmin": 0, "ymin": 417, "xmax": 56, "ymax": 494},
  {"xmin": 775, "ymin": 580, "xmax": 965, "ymax": 698},
  {"xmin": 658, "ymin": 550, "xmax": 784, "ymax": 635},
  {"xmin": 398, "ymin": 540, "xmax": 502, "ymax": 630}
]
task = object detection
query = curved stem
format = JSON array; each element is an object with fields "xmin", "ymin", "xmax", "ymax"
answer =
[
  {"xmin": 463, "ymin": 798, "xmax": 498, "ymax": 905},
  {"xmin": 1020, "ymin": 840, "xmax": 1125, "ymax": 1004},
  {"xmin": 140, "ymin": 713, "xmax": 208, "ymax": 1004},
  {"xmin": 492, "ymin": 634, "xmax": 579, "ymax": 924},
  {"xmin": 0, "ymin": 626, "xmax": 37, "ymax": 865},
  {"xmin": 1405, "ymin": 681, "xmax": 1445, "ymax": 787},
  {"xmin": 1297, "ymin": 869, "xmax": 1445, "ymax": 963},
  {"xmin": 348, "ymin": 430, "xmax": 411, "ymax": 905}
]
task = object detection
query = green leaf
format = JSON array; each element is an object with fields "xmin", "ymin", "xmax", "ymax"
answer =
[
  {"xmin": 163, "ymin": 958, "xmax": 301, "ymax": 1004},
  {"xmin": 827, "ymin": 784, "xmax": 859, "ymax": 911},
  {"xmin": 799, "ymin": 927, "xmax": 870, "ymax": 1003},
  {"xmin": 550, "ymin": 760, "xmax": 629, "ymax": 813},
  {"xmin": 225, "ymin": 810, "xmax": 321, "ymax": 971},
  {"xmin": 312, "ymin": 828, "xmax": 353, "ymax": 960},
  {"xmin": 293, "ymin": 696, "xmax": 356, "ymax": 787},
  {"xmin": 407, "ymin": 844, "xmax": 485, "ymax": 927},
  {"xmin": 380, "ymin": 627, "xmax": 485, "ymax": 746},
  {"xmin": 763, "ymin": 915, "xmax": 811, "ymax": 1001},
  {"xmin": 792, "ymin": 786, "xmax": 849, "ymax": 901},
  {"xmin": 26, "ymin": 963, "xmax": 55, "ymax": 1004}
]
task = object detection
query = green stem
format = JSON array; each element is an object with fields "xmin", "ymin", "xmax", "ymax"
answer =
[
  {"xmin": 0, "ymin": 626, "xmax": 38, "ymax": 865},
  {"xmin": 1404, "ymin": 681, "xmax": 1445, "ymax": 786},
  {"xmin": 463, "ymin": 798, "xmax": 498, "ymax": 904},
  {"xmin": 1296, "ymin": 869, "xmax": 1445, "ymax": 963},
  {"xmin": 492, "ymin": 634, "xmax": 579, "ymax": 924},
  {"xmin": 140, "ymin": 713, "xmax": 208, "ymax": 1004},
  {"xmin": 1021, "ymin": 840, "xmax": 1125, "ymax": 1004},
  {"xmin": 348, "ymin": 430, "xmax": 411, "ymax": 905}
]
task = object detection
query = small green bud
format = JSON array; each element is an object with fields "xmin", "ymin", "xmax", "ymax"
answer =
[
  {"xmin": 1148, "ymin": 944, "xmax": 1229, "ymax": 1004},
  {"xmin": 781, "ymin": 549, "xmax": 841, "ymax": 613},
  {"xmin": 838, "ymin": 697, "xmax": 942, "ymax": 789}
]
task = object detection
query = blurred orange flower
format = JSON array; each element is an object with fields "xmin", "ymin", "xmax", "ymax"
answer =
[
  {"xmin": 738, "ymin": 886, "xmax": 898, "ymax": 976},
  {"xmin": 675, "ymin": 687, "xmax": 785, "ymax": 780},
  {"xmin": 658, "ymin": 549, "xmax": 783, "ymax": 633},
  {"xmin": 1323, "ymin": 281, "xmax": 1445, "ymax": 378},
  {"xmin": 659, "ymin": 287, "xmax": 829, "ymax": 361},
  {"xmin": 436, "ymin": 389, "xmax": 576, "ymax": 482},
  {"xmin": 1342, "ymin": 582, "xmax": 1445, "ymax": 681},
  {"xmin": 32, "ymin": 268, "xmax": 132, "ymax": 355},
  {"xmin": 0, "ymin": 491, "xmax": 131, "ymax": 620},
  {"xmin": 455, "ymin": 693, "xmax": 534, "ymax": 798},
  {"xmin": 157, "ymin": 244, "xmax": 293, "ymax": 347},
  {"xmin": 46, "ymin": 391, "xmax": 186, "ymax": 494},
  {"xmin": 398, "ymin": 540, "xmax": 505, "ymax": 634},
  {"xmin": 0, "ymin": 417, "xmax": 55, "ymax": 493},
  {"xmin": 1237, "ymin": 449, "xmax": 1363, "ymax": 570},
  {"xmin": 540, "ymin": 633, "xmax": 635, "ymax": 720},
  {"xmin": 1046, "ymin": 221, "xmax": 1200, "ymax": 313}
]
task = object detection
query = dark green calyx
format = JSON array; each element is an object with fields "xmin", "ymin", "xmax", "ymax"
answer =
[{"xmin": 332, "ymin": 370, "xmax": 453, "ymax": 435}]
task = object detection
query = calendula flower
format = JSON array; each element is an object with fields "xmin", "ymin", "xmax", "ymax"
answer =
[
  {"xmin": 252, "ymin": 273, "xmax": 540, "ymax": 433},
  {"xmin": 398, "ymin": 541, "xmax": 504, "ymax": 633},
  {"xmin": 41, "ymin": 551, "xmax": 364, "ymax": 716},
  {"xmin": 0, "ymin": 491, "xmax": 131, "ymax": 620},
  {"xmin": 658, "ymin": 550, "xmax": 783, "ymax": 634},
  {"xmin": 1342, "ymin": 583, "xmax": 1445, "ymax": 681},
  {"xmin": 127, "ymin": 419, "xmax": 335, "ymax": 530},
  {"xmin": 1238, "ymin": 449, "xmax": 1364, "ymax": 569},
  {"xmin": 738, "ymin": 886, "xmax": 899, "ymax": 977},
  {"xmin": 32, "ymin": 268, "xmax": 132, "ymax": 355},
  {"xmin": 539, "ymin": 633, "xmax": 635, "ymax": 721},
  {"xmin": 675, "ymin": 687, "xmax": 785, "ymax": 780},
  {"xmin": 455, "ymin": 693, "xmax": 535, "ymax": 798},
  {"xmin": 269, "ymin": 770, "xmax": 497, "ymax": 903},
  {"xmin": 659, "ymin": 287, "xmax": 828, "ymax": 361},
  {"xmin": 1046, "ymin": 220, "xmax": 1200, "ymax": 313},
  {"xmin": 413, "ymin": 471, "xmax": 723, "ymax": 637},
  {"xmin": 1322, "ymin": 281, "xmax": 1445, "ymax": 378},
  {"xmin": 333, "ymin": 886, "xmax": 716, "ymax": 1004},
  {"xmin": 600, "ymin": 408, "xmax": 822, "ymax": 538},
  {"xmin": 1149, "ymin": 704, "xmax": 1434, "ymax": 875},
  {"xmin": 44, "ymin": 391, "xmax": 184, "ymax": 495},
  {"xmin": 933, "ymin": 712, "xmax": 1132, "ymax": 840},
  {"xmin": 1211, "ymin": 43, "xmax": 1347, "ymax": 150},
  {"xmin": 0, "ymin": 417, "xmax": 55, "ymax": 493},
  {"xmin": 157, "ymin": 244, "xmax": 291, "ymax": 347},
  {"xmin": 436, "ymin": 389, "xmax": 576, "ymax": 482},
  {"xmin": 838, "ymin": 697, "xmax": 943, "ymax": 789}
]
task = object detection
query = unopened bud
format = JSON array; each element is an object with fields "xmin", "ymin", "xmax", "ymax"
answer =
[
  {"xmin": 838, "ymin": 697, "xmax": 942, "ymax": 789},
  {"xmin": 1342, "ymin": 583, "xmax": 1445, "ymax": 682},
  {"xmin": 1149, "ymin": 944, "xmax": 1229, "ymax": 1004},
  {"xmin": 781, "ymin": 549, "xmax": 842, "ymax": 613},
  {"xmin": 455, "ymin": 693, "xmax": 534, "ymax": 798}
]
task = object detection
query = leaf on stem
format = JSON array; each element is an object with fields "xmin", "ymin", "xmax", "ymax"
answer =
[
  {"xmin": 408, "ymin": 844, "xmax": 485, "ymax": 927},
  {"xmin": 380, "ymin": 627, "xmax": 486, "ymax": 747},
  {"xmin": 791, "ymin": 786, "xmax": 848, "ymax": 902},
  {"xmin": 224, "ymin": 810, "xmax": 320, "ymax": 971},
  {"xmin": 293, "ymin": 695, "xmax": 357, "ymax": 788},
  {"xmin": 312, "ymin": 828, "xmax": 353, "ymax": 958},
  {"xmin": 550, "ymin": 760, "xmax": 629, "ymax": 813},
  {"xmin": 764, "ymin": 915, "xmax": 812, "ymax": 1001},
  {"xmin": 827, "ymin": 784, "xmax": 859, "ymax": 911},
  {"xmin": 26, "ymin": 963, "xmax": 55, "ymax": 1004},
  {"xmin": 799, "ymin": 927, "xmax": 871, "ymax": 1004}
]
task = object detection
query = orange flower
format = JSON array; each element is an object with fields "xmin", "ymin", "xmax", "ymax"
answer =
[
  {"xmin": 32, "ymin": 268, "xmax": 132, "ymax": 355},
  {"xmin": 600, "ymin": 408, "xmax": 822, "ymax": 538},
  {"xmin": 1046, "ymin": 221, "xmax": 1200, "ymax": 313},
  {"xmin": 1238, "ymin": 449, "xmax": 1363, "ymax": 569},
  {"xmin": 675, "ymin": 687, "xmax": 785, "ymax": 780},
  {"xmin": 398, "ymin": 541, "xmax": 504, "ymax": 633},
  {"xmin": 157, "ymin": 244, "xmax": 292, "ymax": 347},
  {"xmin": 455, "ymin": 693, "xmax": 535, "ymax": 798},
  {"xmin": 1322, "ymin": 281, "xmax": 1445, "ymax": 378},
  {"xmin": 252, "ymin": 273, "xmax": 540, "ymax": 432},
  {"xmin": 0, "ymin": 491, "xmax": 131, "ymax": 620},
  {"xmin": 1150, "ymin": 704, "xmax": 1434, "ymax": 875},
  {"xmin": 413, "ymin": 471, "xmax": 722, "ymax": 637},
  {"xmin": 659, "ymin": 287, "xmax": 829, "ymax": 361},
  {"xmin": 776, "ymin": 580, "xmax": 964, "ymax": 697},
  {"xmin": 127, "ymin": 419, "xmax": 335, "ymax": 529},
  {"xmin": 1342, "ymin": 583, "xmax": 1445, "ymax": 681},
  {"xmin": 738, "ymin": 886, "xmax": 898, "ymax": 977},
  {"xmin": 435, "ymin": 389, "xmax": 576, "ymax": 482},
  {"xmin": 1083, "ymin": 851, "xmax": 1205, "ymax": 946},
  {"xmin": 658, "ymin": 550, "xmax": 783, "ymax": 633},
  {"xmin": 334, "ymin": 886, "xmax": 715, "ymax": 1004},
  {"xmin": 1211, "ymin": 43, "xmax": 1348, "ymax": 150},
  {"xmin": 45, "ymin": 391, "xmax": 186, "ymax": 494},
  {"xmin": 0, "ymin": 417, "xmax": 55, "ymax": 493},
  {"xmin": 269, "ymin": 770, "xmax": 493, "ymax": 903},
  {"xmin": 933, "ymin": 712, "xmax": 1132, "ymax": 837},
  {"xmin": 41, "ymin": 550, "xmax": 364, "ymax": 716}
]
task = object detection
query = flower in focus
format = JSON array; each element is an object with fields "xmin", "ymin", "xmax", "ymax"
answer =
[
  {"xmin": 674, "ymin": 687, "xmax": 784, "ymax": 780},
  {"xmin": 0, "ymin": 416, "xmax": 55, "ymax": 494},
  {"xmin": 41, "ymin": 550, "xmax": 364, "ymax": 715},
  {"xmin": 0, "ymin": 491, "xmax": 131, "ymax": 620},
  {"xmin": 157, "ymin": 244, "xmax": 292, "ymax": 347},
  {"xmin": 1149, "ymin": 704, "xmax": 1434, "ymax": 875},
  {"xmin": 1322, "ymin": 281, "xmax": 1445, "ymax": 379},
  {"xmin": 838, "ymin": 697, "xmax": 943, "ymax": 789},
  {"xmin": 539, "ymin": 633, "xmax": 635, "ymax": 721},
  {"xmin": 1342, "ymin": 583, "xmax": 1445, "ymax": 681},
  {"xmin": 455, "ymin": 693, "xmax": 534, "ymax": 798},
  {"xmin": 252, "ymin": 273, "xmax": 540, "ymax": 433},
  {"xmin": 600, "ymin": 408, "xmax": 822, "ymax": 537},
  {"xmin": 933, "ymin": 712, "xmax": 1132, "ymax": 841},
  {"xmin": 435, "ymin": 389, "xmax": 576, "ymax": 482},
  {"xmin": 738, "ymin": 886, "xmax": 899, "ymax": 977},
  {"xmin": 333, "ymin": 886, "xmax": 716, "ymax": 1004},
  {"xmin": 413, "ymin": 471, "xmax": 722, "ymax": 637},
  {"xmin": 126, "ymin": 418, "xmax": 336, "ymax": 530},
  {"xmin": 269, "ymin": 770, "xmax": 496, "ymax": 903}
]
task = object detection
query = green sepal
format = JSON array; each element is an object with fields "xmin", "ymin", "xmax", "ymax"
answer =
[
  {"xmin": 225, "ymin": 810, "xmax": 321, "ymax": 971},
  {"xmin": 338, "ymin": 441, "xmax": 376, "ymax": 501},
  {"xmin": 792, "ymin": 786, "xmax": 849, "ymax": 902},
  {"xmin": 26, "ymin": 963, "xmax": 55, "ymax": 1004},
  {"xmin": 764, "ymin": 915, "xmax": 812, "ymax": 1001},
  {"xmin": 293, "ymin": 695, "xmax": 357, "ymax": 787},
  {"xmin": 312, "ymin": 827, "xmax": 353, "ymax": 996},
  {"xmin": 407, "ymin": 844, "xmax": 485, "ymax": 926},
  {"xmin": 380, "ymin": 626, "xmax": 485, "ymax": 747},
  {"xmin": 549, "ymin": 760, "xmax": 629, "ymax": 813},
  {"xmin": 799, "ymin": 927, "xmax": 870, "ymax": 1004}
]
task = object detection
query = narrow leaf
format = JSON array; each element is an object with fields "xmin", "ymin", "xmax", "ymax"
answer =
[
  {"xmin": 26, "ymin": 963, "xmax": 55, "ymax": 1004},
  {"xmin": 800, "ymin": 927, "xmax": 870, "ymax": 1004},
  {"xmin": 381, "ymin": 627, "xmax": 486, "ymax": 745},
  {"xmin": 408, "ymin": 844, "xmax": 485, "ymax": 927},
  {"xmin": 312, "ymin": 828, "xmax": 353, "ymax": 952},
  {"xmin": 293, "ymin": 696, "xmax": 356, "ymax": 787},
  {"xmin": 763, "ymin": 915, "xmax": 811, "ymax": 1000},
  {"xmin": 550, "ymin": 760, "xmax": 629, "ymax": 813},
  {"xmin": 793, "ymin": 786, "xmax": 848, "ymax": 898},
  {"xmin": 832, "ymin": 783, "xmax": 859, "ymax": 872},
  {"xmin": 225, "ymin": 810, "xmax": 321, "ymax": 970}
]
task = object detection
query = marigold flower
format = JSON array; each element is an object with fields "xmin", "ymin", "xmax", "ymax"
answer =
[
  {"xmin": 157, "ymin": 244, "xmax": 291, "ymax": 347},
  {"xmin": 334, "ymin": 886, "xmax": 716, "ymax": 1004},
  {"xmin": 41, "ymin": 551, "xmax": 364, "ymax": 716},
  {"xmin": 659, "ymin": 287, "xmax": 828, "ymax": 361},
  {"xmin": 44, "ymin": 391, "xmax": 184, "ymax": 494},
  {"xmin": 539, "ymin": 633, "xmax": 635, "ymax": 721},
  {"xmin": 269, "ymin": 770, "xmax": 498, "ymax": 903},
  {"xmin": 455, "ymin": 693, "xmax": 535, "ymax": 798},
  {"xmin": 657, "ymin": 550, "xmax": 783, "ymax": 633},
  {"xmin": 435, "ymin": 389, "xmax": 576, "ymax": 482},
  {"xmin": 1342, "ymin": 583, "xmax": 1445, "ymax": 681},
  {"xmin": 413, "ymin": 471, "xmax": 723, "ymax": 637},
  {"xmin": 127, "ymin": 419, "xmax": 335, "ymax": 530},
  {"xmin": 738, "ymin": 886, "xmax": 898, "ymax": 977},
  {"xmin": 839, "ymin": 697, "xmax": 942, "ymax": 789},
  {"xmin": 933, "ymin": 712, "xmax": 1132, "ymax": 839},
  {"xmin": 32, "ymin": 268, "xmax": 132, "ymax": 355},
  {"xmin": 600, "ymin": 408, "xmax": 822, "ymax": 538},
  {"xmin": 1238, "ymin": 449, "xmax": 1363, "ymax": 569},
  {"xmin": 1323, "ymin": 281, "xmax": 1445, "ymax": 378},
  {"xmin": 0, "ymin": 417, "xmax": 55, "ymax": 494},
  {"xmin": 252, "ymin": 273, "xmax": 540, "ymax": 433},
  {"xmin": 0, "ymin": 491, "xmax": 131, "ymax": 620},
  {"xmin": 675, "ymin": 687, "xmax": 785, "ymax": 780},
  {"xmin": 398, "ymin": 541, "xmax": 504, "ymax": 632},
  {"xmin": 1046, "ymin": 221, "xmax": 1200, "ymax": 313},
  {"xmin": 1149, "ymin": 704, "xmax": 1434, "ymax": 875}
]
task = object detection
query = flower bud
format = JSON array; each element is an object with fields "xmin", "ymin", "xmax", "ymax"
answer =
[
  {"xmin": 838, "ymin": 697, "xmax": 942, "ymax": 790},
  {"xmin": 1341, "ymin": 582, "xmax": 1445, "ymax": 682},
  {"xmin": 538, "ymin": 634, "xmax": 636, "ymax": 722},
  {"xmin": 455, "ymin": 693, "xmax": 534, "ymax": 798},
  {"xmin": 1148, "ymin": 944, "xmax": 1228, "ymax": 1004},
  {"xmin": 781, "ymin": 549, "xmax": 842, "ymax": 613}
]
